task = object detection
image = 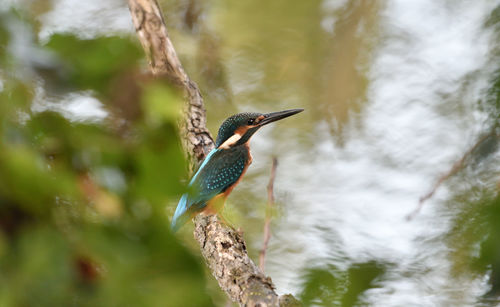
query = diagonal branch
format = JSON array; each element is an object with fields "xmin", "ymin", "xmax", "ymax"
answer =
[
  {"xmin": 127, "ymin": 1, "xmax": 299, "ymax": 306},
  {"xmin": 128, "ymin": 0, "xmax": 214, "ymax": 168}
]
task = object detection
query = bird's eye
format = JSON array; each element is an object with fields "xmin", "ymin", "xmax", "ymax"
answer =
[{"xmin": 247, "ymin": 118, "xmax": 255, "ymax": 125}]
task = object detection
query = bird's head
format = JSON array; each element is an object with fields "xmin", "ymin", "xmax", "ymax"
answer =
[{"xmin": 215, "ymin": 109, "xmax": 304, "ymax": 149}]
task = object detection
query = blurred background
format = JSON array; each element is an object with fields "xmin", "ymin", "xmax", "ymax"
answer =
[{"xmin": 0, "ymin": 0, "xmax": 499, "ymax": 306}]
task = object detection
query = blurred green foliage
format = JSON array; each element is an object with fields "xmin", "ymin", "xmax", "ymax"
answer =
[
  {"xmin": 44, "ymin": 34, "xmax": 143, "ymax": 94},
  {"xmin": 484, "ymin": 3, "xmax": 500, "ymax": 127},
  {"xmin": 448, "ymin": 191, "xmax": 500, "ymax": 304},
  {"xmin": 299, "ymin": 261, "xmax": 386, "ymax": 307},
  {"xmin": 0, "ymin": 9, "xmax": 213, "ymax": 307},
  {"xmin": 476, "ymin": 195, "xmax": 500, "ymax": 299},
  {"xmin": 445, "ymin": 4, "xmax": 500, "ymax": 304}
]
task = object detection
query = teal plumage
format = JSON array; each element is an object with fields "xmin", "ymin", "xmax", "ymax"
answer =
[
  {"xmin": 171, "ymin": 146, "xmax": 249, "ymax": 232},
  {"xmin": 171, "ymin": 109, "xmax": 303, "ymax": 232}
]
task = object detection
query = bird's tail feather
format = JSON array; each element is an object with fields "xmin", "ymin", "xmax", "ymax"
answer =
[{"xmin": 171, "ymin": 194, "xmax": 190, "ymax": 233}]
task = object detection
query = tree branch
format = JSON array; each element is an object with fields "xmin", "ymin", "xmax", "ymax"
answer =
[
  {"xmin": 127, "ymin": 1, "xmax": 299, "ymax": 305},
  {"xmin": 128, "ymin": 0, "xmax": 213, "ymax": 168}
]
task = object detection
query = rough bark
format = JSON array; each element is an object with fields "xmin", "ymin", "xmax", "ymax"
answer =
[
  {"xmin": 128, "ymin": 0, "xmax": 214, "ymax": 168},
  {"xmin": 194, "ymin": 215, "xmax": 279, "ymax": 306},
  {"xmin": 127, "ymin": 1, "xmax": 300, "ymax": 306}
]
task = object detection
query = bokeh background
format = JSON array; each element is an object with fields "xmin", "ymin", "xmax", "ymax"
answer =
[{"xmin": 0, "ymin": 0, "xmax": 499, "ymax": 306}]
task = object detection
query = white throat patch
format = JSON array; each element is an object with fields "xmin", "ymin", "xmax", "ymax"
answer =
[{"xmin": 219, "ymin": 133, "xmax": 242, "ymax": 149}]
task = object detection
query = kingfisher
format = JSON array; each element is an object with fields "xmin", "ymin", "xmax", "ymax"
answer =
[{"xmin": 171, "ymin": 108, "xmax": 304, "ymax": 232}]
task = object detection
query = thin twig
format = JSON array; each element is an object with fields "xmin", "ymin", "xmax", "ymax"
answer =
[
  {"xmin": 407, "ymin": 131, "xmax": 498, "ymax": 220},
  {"xmin": 259, "ymin": 157, "xmax": 278, "ymax": 272}
]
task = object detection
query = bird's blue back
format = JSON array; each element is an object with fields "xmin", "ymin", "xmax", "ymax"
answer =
[{"xmin": 171, "ymin": 146, "xmax": 249, "ymax": 231}]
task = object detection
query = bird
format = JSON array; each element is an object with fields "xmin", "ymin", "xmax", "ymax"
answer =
[{"xmin": 171, "ymin": 108, "xmax": 304, "ymax": 232}]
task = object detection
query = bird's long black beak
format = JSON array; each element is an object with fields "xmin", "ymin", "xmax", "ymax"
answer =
[{"xmin": 258, "ymin": 108, "xmax": 304, "ymax": 126}]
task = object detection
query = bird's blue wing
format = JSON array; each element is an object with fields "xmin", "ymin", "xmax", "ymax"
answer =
[{"xmin": 171, "ymin": 147, "xmax": 248, "ymax": 232}]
